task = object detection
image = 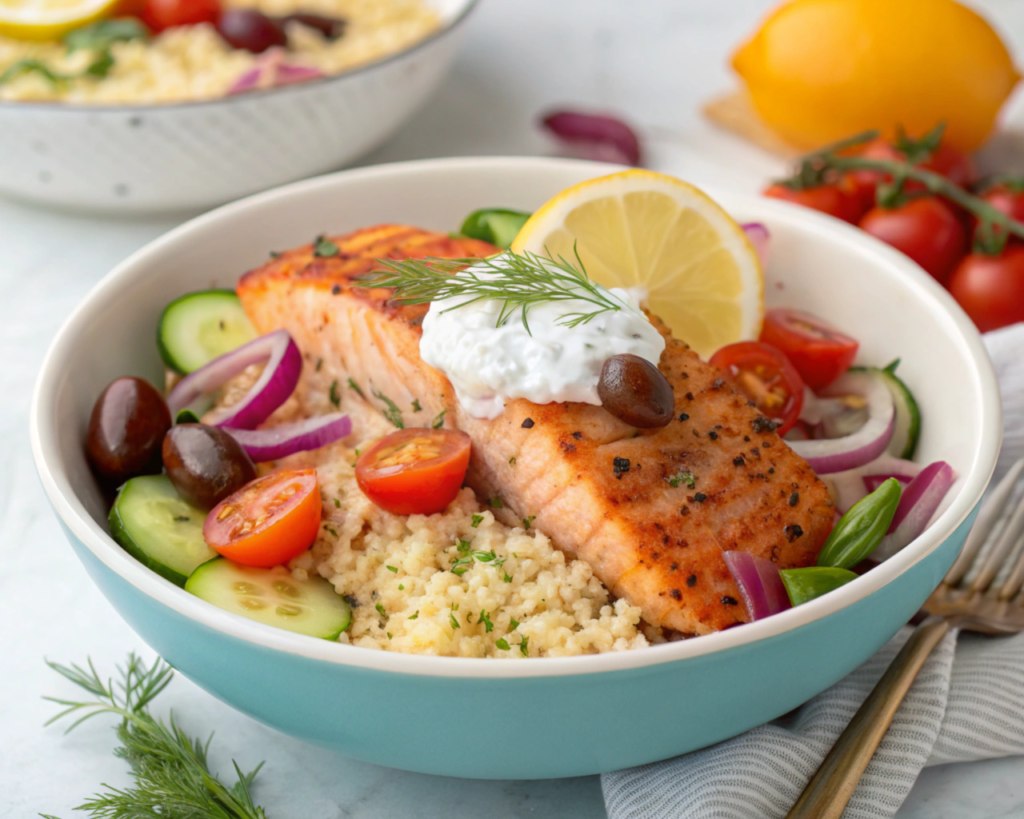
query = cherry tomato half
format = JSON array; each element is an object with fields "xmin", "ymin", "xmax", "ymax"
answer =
[
  {"xmin": 763, "ymin": 182, "xmax": 863, "ymax": 224},
  {"xmin": 141, "ymin": 0, "xmax": 222, "ymax": 32},
  {"xmin": 759, "ymin": 309, "xmax": 859, "ymax": 392},
  {"xmin": 949, "ymin": 245, "xmax": 1024, "ymax": 333},
  {"xmin": 859, "ymin": 197, "xmax": 968, "ymax": 285},
  {"xmin": 355, "ymin": 428, "xmax": 471, "ymax": 516},
  {"xmin": 709, "ymin": 341, "xmax": 805, "ymax": 436},
  {"xmin": 204, "ymin": 469, "xmax": 321, "ymax": 568}
]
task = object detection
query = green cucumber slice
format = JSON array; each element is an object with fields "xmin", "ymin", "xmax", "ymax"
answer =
[
  {"xmin": 185, "ymin": 559, "xmax": 351, "ymax": 640},
  {"xmin": 158, "ymin": 289, "xmax": 257, "ymax": 374},
  {"xmin": 108, "ymin": 475, "xmax": 217, "ymax": 586},
  {"xmin": 852, "ymin": 362, "xmax": 921, "ymax": 460},
  {"xmin": 460, "ymin": 208, "xmax": 532, "ymax": 248}
]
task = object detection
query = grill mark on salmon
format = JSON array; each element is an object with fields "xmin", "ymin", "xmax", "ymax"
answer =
[{"xmin": 238, "ymin": 224, "xmax": 834, "ymax": 635}]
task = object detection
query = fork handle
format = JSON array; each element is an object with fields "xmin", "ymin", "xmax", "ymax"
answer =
[{"xmin": 785, "ymin": 617, "xmax": 950, "ymax": 819}]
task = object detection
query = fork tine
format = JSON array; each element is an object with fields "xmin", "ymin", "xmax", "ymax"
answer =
[
  {"xmin": 945, "ymin": 458, "xmax": 1024, "ymax": 587},
  {"xmin": 997, "ymin": 493, "xmax": 1024, "ymax": 601},
  {"xmin": 971, "ymin": 488, "xmax": 1024, "ymax": 594}
]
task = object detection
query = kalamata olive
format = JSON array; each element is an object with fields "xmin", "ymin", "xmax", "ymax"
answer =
[
  {"xmin": 276, "ymin": 12, "xmax": 346, "ymax": 39},
  {"xmin": 216, "ymin": 9, "xmax": 286, "ymax": 53},
  {"xmin": 86, "ymin": 377, "xmax": 172, "ymax": 483},
  {"xmin": 162, "ymin": 424, "xmax": 257, "ymax": 511},
  {"xmin": 597, "ymin": 354, "xmax": 674, "ymax": 428}
]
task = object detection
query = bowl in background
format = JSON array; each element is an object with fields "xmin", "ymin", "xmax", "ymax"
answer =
[
  {"xmin": 0, "ymin": 0, "xmax": 476, "ymax": 213},
  {"xmin": 30, "ymin": 157, "xmax": 1001, "ymax": 778}
]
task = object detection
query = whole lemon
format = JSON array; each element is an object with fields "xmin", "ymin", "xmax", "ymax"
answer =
[{"xmin": 732, "ymin": 0, "xmax": 1019, "ymax": 153}]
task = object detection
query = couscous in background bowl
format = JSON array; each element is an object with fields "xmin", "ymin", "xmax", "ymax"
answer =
[{"xmin": 30, "ymin": 157, "xmax": 1000, "ymax": 779}]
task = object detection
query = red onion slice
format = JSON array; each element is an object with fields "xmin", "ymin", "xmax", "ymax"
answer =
[
  {"xmin": 167, "ymin": 329, "xmax": 302, "ymax": 430},
  {"xmin": 824, "ymin": 455, "xmax": 923, "ymax": 513},
  {"xmin": 874, "ymin": 461, "xmax": 956, "ymax": 561},
  {"xmin": 723, "ymin": 551, "xmax": 791, "ymax": 621},
  {"xmin": 741, "ymin": 223, "xmax": 770, "ymax": 268},
  {"xmin": 540, "ymin": 110, "xmax": 642, "ymax": 166},
  {"xmin": 229, "ymin": 48, "xmax": 325, "ymax": 94},
  {"xmin": 789, "ymin": 370, "xmax": 895, "ymax": 474},
  {"xmin": 226, "ymin": 413, "xmax": 351, "ymax": 462}
]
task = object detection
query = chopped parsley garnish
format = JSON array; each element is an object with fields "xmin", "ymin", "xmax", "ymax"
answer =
[
  {"xmin": 313, "ymin": 235, "xmax": 340, "ymax": 257},
  {"xmin": 457, "ymin": 538, "xmax": 472, "ymax": 553},
  {"xmin": 408, "ymin": 610, "xmax": 419, "ymax": 620},
  {"xmin": 431, "ymin": 410, "xmax": 447, "ymax": 429},
  {"xmin": 387, "ymin": 632, "xmax": 393, "ymax": 640},
  {"xmin": 372, "ymin": 388, "xmax": 404, "ymax": 428},
  {"xmin": 471, "ymin": 514, "xmax": 484, "ymax": 528},
  {"xmin": 509, "ymin": 457, "xmax": 516, "ymax": 466},
  {"xmin": 398, "ymin": 584, "xmax": 404, "ymax": 591},
  {"xmin": 411, "ymin": 398, "xmax": 422, "ymax": 412},
  {"xmin": 333, "ymin": 498, "xmax": 341, "ymax": 508},
  {"xmin": 509, "ymin": 618, "xmax": 520, "ymax": 631},
  {"xmin": 479, "ymin": 610, "xmax": 494, "ymax": 633},
  {"xmin": 519, "ymin": 636, "xmax": 530, "ymax": 657},
  {"xmin": 667, "ymin": 471, "xmax": 696, "ymax": 488},
  {"xmin": 386, "ymin": 565, "xmax": 398, "ymax": 573},
  {"xmin": 503, "ymin": 572, "xmax": 513, "ymax": 583},
  {"xmin": 315, "ymin": 358, "xmax": 323, "ymax": 372},
  {"xmin": 347, "ymin": 377, "xmax": 364, "ymax": 398},
  {"xmin": 522, "ymin": 515, "xmax": 535, "ymax": 530},
  {"xmin": 495, "ymin": 638, "xmax": 511, "ymax": 651},
  {"xmin": 329, "ymin": 380, "xmax": 341, "ymax": 408},
  {"xmin": 323, "ymin": 525, "xmax": 338, "ymax": 537},
  {"xmin": 375, "ymin": 603, "xmax": 386, "ymax": 618},
  {"xmin": 449, "ymin": 613, "xmax": 460, "ymax": 630},
  {"xmin": 489, "ymin": 496, "xmax": 504, "ymax": 509}
]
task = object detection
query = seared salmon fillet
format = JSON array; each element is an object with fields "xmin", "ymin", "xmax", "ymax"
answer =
[{"xmin": 238, "ymin": 224, "xmax": 835, "ymax": 634}]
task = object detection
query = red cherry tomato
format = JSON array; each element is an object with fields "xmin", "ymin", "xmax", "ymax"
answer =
[
  {"xmin": 204, "ymin": 469, "xmax": 321, "ymax": 568},
  {"xmin": 949, "ymin": 245, "xmax": 1024, "ymax": 332},
  {"xmin": 846, "ymin": 137, "xmax": 976, "ymax": 211},
  {"xmin": 356, "ymin": 428, "xmax": 471, "ymax": 516},
  {"xmin": 763, "ymin": 182, "xmax": 863, "ymax": 224},
  {"xmin": 709, "ymin": 341, "xmax": 805, "ymax": 436},
  {"xmin": 141, "ymin": 0, "xmax": 222, "ymax": 32},
  {"xmin": 859, "ymin": 197, "xmax": 967, "ymax": 285},
  {"xmin": 758, "ymin": 309, "xmax": 859, "ymax": 392},
  {"xmin": 981, "ymin": 183, "xmax": 1024, "ymax": 224}
]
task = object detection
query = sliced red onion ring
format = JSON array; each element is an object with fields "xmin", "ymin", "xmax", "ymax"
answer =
[
  {"xmin": 167, "ymin": 329, "xmax": 302, "ymax": 430},
  {"xmin": 741, "ymin": 223, "xmax": 770, "ymax": 268},
  {"xmin": 540, "ymin": 110, "xmax": 642, "ymax": 166},
  {"xmin": 723, "ymin": 551, "xmax": 791, "ymax": 621},
  {"xmin": 874, "ymin": 461, "xmax": 956, "ymax": 561},
  {"xmin": 789, "ymin": 370, "xmax": 895, "ymax": 474},
  {"xmin": 226, "ymin": 413, "xmax": 351, "ymax": 462},
  {"xmin": 824, "ymin": 455, "xmax": 923, "ymax": 513},
  {"xmin": 229, "ymin": 48, "xmax": 325, "ymax": 94}
]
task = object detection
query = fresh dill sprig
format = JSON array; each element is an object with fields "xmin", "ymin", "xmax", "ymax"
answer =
[
  {"xmin": 357, "ymin": 247, "xmax": 626, "ymax": 334},
  {"xmin": 42, "ymin": 653, "xmax": 269, "ymax": 819}
]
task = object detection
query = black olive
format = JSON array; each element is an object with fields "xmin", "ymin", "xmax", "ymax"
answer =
[
  {"xmin": 216, "ymin": 10, "xmax": 287, "ymax": 53},
  {"xmin": 597, "ymin": 354, "xmax": 674, "ymax": 428},
  {"xmin": 86, "ymin": 377, "xmax": 171, "ymax": 483},
  {"xmin": 162, "ymin": 424, "xmax": 257, "ymax": 511}
]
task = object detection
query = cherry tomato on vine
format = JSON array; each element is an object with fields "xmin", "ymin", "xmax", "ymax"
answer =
[
  {"xmin": 356, "ymin": 428, "xmax": 471, "ymax": 516},
  {"xmin": 763, "ymin": 182, "xmax": 863, "ymax": 224},
  {"xmin": 948, "ymin": 245, "xmax": 1024, "ymax": 332},
  {"xmin": 709, "ymin": 341, "xmax": 805, "ymax": 436},
  {"xmin": 758, "ymin": 309, "xmax": 859, "ymax": 392},
  {"xmin": 859, "ymin": 197, "xmax": 967, "ymax": 285},
  {"xmin": 204, "ymin": 469, "xmax": 321, "ymax": 568},
  {"xmin": 141, "ymin": 0, "xmax": 222, "ymax": 32},
  {"xmin": 980, "ymin": 182, "xmax": 1024, "ymax": 224}
]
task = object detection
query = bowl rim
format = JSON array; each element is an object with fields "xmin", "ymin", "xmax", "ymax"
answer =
[
  {"xmin": 0, "ymin": 0, "xmax": 478, "ymax": 114},
  {"xmin": 30, "ymin": 155, "xmax": 1003, "ymax": 679}
]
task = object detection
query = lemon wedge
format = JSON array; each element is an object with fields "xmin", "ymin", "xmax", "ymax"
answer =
[
  {"xmin": 0, "ymin": 0, "xmax": 118, "ymax": 41},
  {"xmin": 510, "ymin": 169, "xmax": 764, "ymax": 359}
]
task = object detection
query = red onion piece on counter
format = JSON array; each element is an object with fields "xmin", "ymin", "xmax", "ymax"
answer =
[
  {"xmin": 229, "ymin": 48, "xmax": 325, "ymax": 94},
  {"xmin": 789, "ymin": 370, "xmax": 895, "ymax": 474},
  {"xmin": 540, "ymin": 110, "xmax": 642, "ymax": 166},
  {"xmin": 226, "ymin": 413, "xmax": 351, "ymax": 462},
  {"xmin": 723, "ymin": 551, "xmax": 791, "ymax": 621},
  {"xmin": 167, "ymin": 329, "xmax": 302, "ymax": 430},
  {"xmin": 741, "ymin": 223, "xmax": 770, "ymax": 268},
  {"xmin": 874, "ymin": 461, "xmax": 956, "ymax": 561}
]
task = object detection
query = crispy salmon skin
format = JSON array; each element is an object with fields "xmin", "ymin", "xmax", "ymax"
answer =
[{"xmin": 239, "ymin": 225, "xmax": 834, "ymax": 635}]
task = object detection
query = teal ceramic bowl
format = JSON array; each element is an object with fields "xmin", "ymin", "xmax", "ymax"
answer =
[{"xmin": 31, "ymin": 158, "xmax": 1001, "ymax": 779}]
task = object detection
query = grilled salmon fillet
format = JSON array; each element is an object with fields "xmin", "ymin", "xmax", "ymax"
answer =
[{"xmin": 238, "ymin": 224, "xmax": 835, "ymax": 634}]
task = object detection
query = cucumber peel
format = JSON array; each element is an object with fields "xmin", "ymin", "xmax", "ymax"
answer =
[{"xmin": 158, "ymin": 289, "xmax": 257, "ymax": 374}]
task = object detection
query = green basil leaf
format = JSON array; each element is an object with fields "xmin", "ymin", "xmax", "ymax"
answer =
[
  {"xmin": 817, "ymin": 477, "xmax": 902, "ymax": 569},
  {"xmin": 780, "ymin": 567, "xmax": 859, "ymax": 606}
]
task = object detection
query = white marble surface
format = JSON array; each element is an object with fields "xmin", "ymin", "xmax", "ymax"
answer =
[{"xmin": 4, "ymin": 1, "xmax": 1024, "ymax": 816}]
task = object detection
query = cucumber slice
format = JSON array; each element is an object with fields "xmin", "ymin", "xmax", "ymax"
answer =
[
  {"xmin": 158, "ymin": 289, "xmax": 257, "ymax": 374},
  {"xmin": 460, "ymin": 208, "xmax": 532, "ymax": 249},
  {"xmin": 185, "ymin": 559, "xmax": 351, "ymax": 640},
  {"xmin": 850, "ymin": 363, "xmax": 920, "ymax": 459},
  {"xmin": 108, "ymin": 475, "xmax": 217, "ymax": 586}
]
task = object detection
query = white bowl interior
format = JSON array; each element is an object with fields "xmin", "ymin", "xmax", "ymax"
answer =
[{"xmin": 32, "ymin": 157, "xmax": 1001, "ymax": 676}]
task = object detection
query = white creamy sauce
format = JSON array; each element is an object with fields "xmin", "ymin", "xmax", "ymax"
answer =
[{"xmin": 419, "ymin": 258, "xmax": 666, "ymax": 419}]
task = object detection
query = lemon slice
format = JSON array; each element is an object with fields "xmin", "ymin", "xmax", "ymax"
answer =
[
  {"xmin": 0, "ymin": 0, "xmax": 118, "ymax": 41},
  {"xmin": 510, "ymin": 169, "xmax": 763, "ymax": 359}
]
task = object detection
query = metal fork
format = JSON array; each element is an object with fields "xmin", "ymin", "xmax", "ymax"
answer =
[{"xmin": 787, "ymin": 457, "xmax": 1024, "ymax": 819}]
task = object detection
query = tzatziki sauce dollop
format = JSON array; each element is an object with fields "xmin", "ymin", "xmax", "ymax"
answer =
[{"xmin": 419, "ymin": 256, "xmax": 666, "ymax": 419}]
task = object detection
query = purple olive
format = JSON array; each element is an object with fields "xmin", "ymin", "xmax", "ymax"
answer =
[
  {"xmin": 216, "ymin": 9, "xmax": 286, "ymax": 53},
  {"xmin": 276, "ymin": 12, "xmax": 346, "ymax": 39},
  {"xmin": 597, "ymin": 354, "xmax": 674, "ymax": 428},
  {"xmin": 86, "ymin": 377, "xmax": 171, "ymax": 482},
  {"xmin": 162, "ymin": 424, "xmax": 257, "ymax": 511}
]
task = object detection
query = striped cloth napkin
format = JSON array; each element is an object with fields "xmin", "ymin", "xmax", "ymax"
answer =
[{"xmin": 602, "ymin": 323, "xmax": 1024, "ymax": 819}]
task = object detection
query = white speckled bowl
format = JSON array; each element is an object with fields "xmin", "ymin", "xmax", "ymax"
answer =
[{"xmin": 0, "ymin": 0, "xmax": 476, "ymax": 213}]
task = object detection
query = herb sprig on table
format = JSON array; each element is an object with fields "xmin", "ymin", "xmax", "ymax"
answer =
[{"xmin": 41, "ymin": 653, "xmax": 270, "ymax": 819}]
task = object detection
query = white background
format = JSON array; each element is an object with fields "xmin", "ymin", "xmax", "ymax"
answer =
[{"xmin": 3, "ymin": 1, "xmax": 1024, "ymax": 816}]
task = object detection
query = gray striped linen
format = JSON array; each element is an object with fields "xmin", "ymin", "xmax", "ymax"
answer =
[{"xmin": 602, "ymin": 326, "xmax": 1024, "ymax": 819}]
